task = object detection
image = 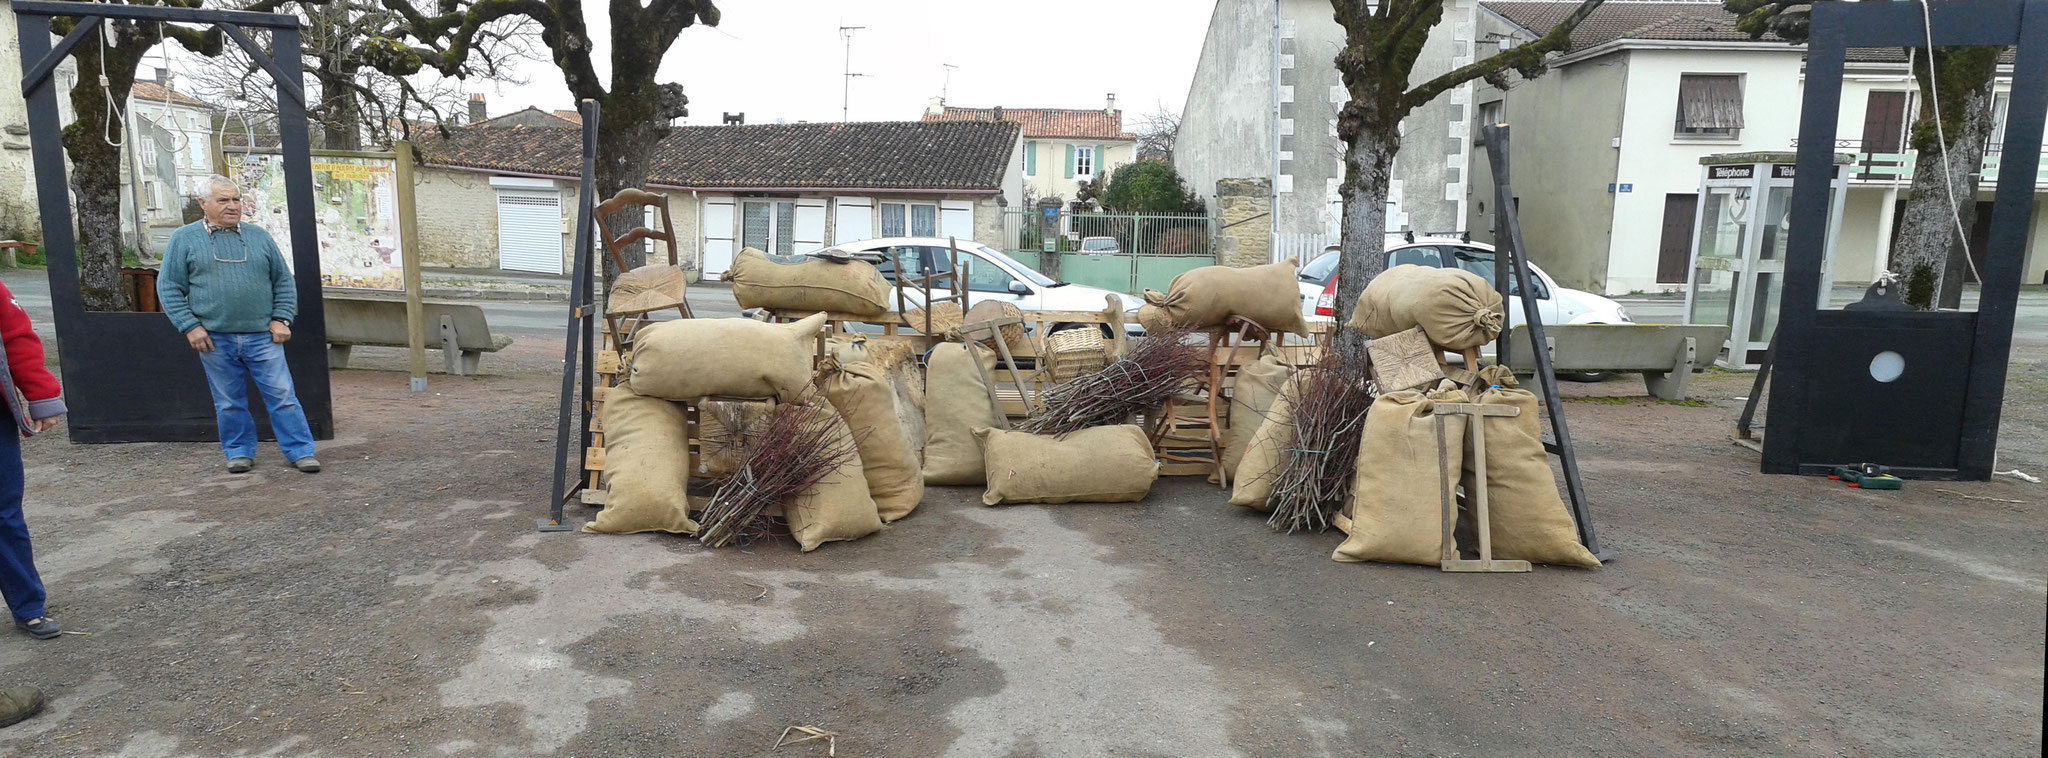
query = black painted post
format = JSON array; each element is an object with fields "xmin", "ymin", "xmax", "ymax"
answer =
[{"xmin": 269, "ymin": 25, "xmax": 334, "ymax": 437}]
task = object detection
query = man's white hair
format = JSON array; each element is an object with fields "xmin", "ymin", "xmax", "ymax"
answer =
[{"xmin": 204, "ymin": 175, "xmax": 241, "ymax": 197}]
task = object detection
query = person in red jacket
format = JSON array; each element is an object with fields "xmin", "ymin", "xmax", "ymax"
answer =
[{"xmin": 0, "ymin": 279, "xmax": 65, "ymax": 640}]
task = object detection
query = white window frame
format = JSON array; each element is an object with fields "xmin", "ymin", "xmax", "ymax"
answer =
[
  {"xmin": 1075, "ymin": 145, "xmax": 1096, "ymax": 180},
  {"xmin": 879, "ymin": 201, "xmax": 938, "ymax": 238},
  {"xmin": 741, "ymin": 199, "xmax": 801, "ymax": 255}
]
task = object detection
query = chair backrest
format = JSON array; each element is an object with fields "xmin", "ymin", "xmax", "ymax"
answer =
[{"xmin": 594, "ymin": 188, "xmax": 677, "ymax": 272}]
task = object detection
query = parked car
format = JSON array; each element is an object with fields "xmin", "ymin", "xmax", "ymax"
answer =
[
  {"xmin": 1296, "ymin": 238, "xmax": 1633, "ymax": 330},
  {"xmin": 1078, "ymin": 236, "xmax": 1120, "ymax": 254},
  {"xmin": 812, "ymin": 237, "xmax": 1140, "ymax": 335}
]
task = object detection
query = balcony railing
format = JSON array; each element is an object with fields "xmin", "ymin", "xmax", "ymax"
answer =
[{"xmin": 1787, "ymin": 138, "xmax": 2048, "ymax": 187}]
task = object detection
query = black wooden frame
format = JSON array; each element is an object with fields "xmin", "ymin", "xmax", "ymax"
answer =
[
  {"xmin": 12, "ymin": 1, "xmax": 332, "ymax": 443},
  {"xmin": 539, "ymin": 100, "xmax": 601, "ymax": 532},
  {"xmin": 1767, "ymin": 0, "xmax": 2045, "ymax": 479}
]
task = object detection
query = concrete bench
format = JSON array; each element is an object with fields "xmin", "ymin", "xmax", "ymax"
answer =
[
  {"xmin": 324, "ymin": 296, "xmax": 513, "ymax": 376},
  {"xmin": 1501, "ymin": 323, "xmax": 1731, "ymax": 401}
]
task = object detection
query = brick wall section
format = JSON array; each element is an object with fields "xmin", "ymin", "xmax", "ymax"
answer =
[
  {"xmin": 1215, "ymin": 178, "xmax": 1272, "ymax": 268},
  {"xmin": 414, "ymin": 168, "xmax": 504, "ymax": 269}
]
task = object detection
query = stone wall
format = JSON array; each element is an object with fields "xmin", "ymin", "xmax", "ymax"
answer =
[
  {"xmin": 1214, "ymin": 177, "xmax": 1272, "ymax": 268},
  {"xmin": 413, "ymin": 168, "xmax": 506, "ymax": 270}
]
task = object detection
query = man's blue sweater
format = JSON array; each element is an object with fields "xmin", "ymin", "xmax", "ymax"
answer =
[{"xmin": 157, "ymin": 221, "xmax": 297, "ymax": 334}]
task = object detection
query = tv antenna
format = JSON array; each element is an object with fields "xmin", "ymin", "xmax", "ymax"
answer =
[
  {"xmin": 940, "ymin": 63, "xmax": 958, "ymax": 102},
  {"xmin": 839, "ymin": 25, "xmax": 868, "ymax": 122}
]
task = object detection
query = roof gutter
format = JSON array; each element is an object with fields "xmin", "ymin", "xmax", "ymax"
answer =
[
  {"xmin": 1551, "ymin": 38, "xmax": 1805, "ymax": 68},
  {"xmin": 420, "ymin": 162, "xmax": 1002, "ymax": 194}
]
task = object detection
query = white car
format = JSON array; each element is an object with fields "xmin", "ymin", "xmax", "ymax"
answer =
[
  {"xmin": 813, "ymin": 237, "xmax": 1139, "ymax": 333},
  {"xmin": 1296, "ymin": 238, "xmax": 1632, "ymax": 330}
]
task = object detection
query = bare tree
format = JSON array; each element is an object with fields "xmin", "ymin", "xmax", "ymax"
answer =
[
  {"xmin": 1725, "ymin": 0, "xmax": 2003, "ymax": 310},
  {"xmin": 385, "ymin": 0, "xmax": 722, "ymax": 280},
  {"xmin": 1134, "ymin": 106, "xmax": 1180, "ymax": 162},
  {"xmin": 1326, "ymin": 0, "xmax": 1608, "ymax": 367}
]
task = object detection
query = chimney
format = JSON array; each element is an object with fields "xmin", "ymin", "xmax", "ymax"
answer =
[
  {"xmin": 723, "ymin": 112, "xmax": 744, "ymax": 125},
  {"xmin": 467, "ymin": 93, "xmax": 487, "ymax": 124},
  {"xmin": 926, "ymin": 95, "xmax": 946, "ymax": 117},
  {"xmin": 991, "ymin": 105, "xmax": 1004, "ymax": 122},
  {"xmin": 154, "ymin": 67, "xmax": 169, "ymax": 84},
  {"xmin": 1106, "ymin": 93, "xmax": 1116, "ymax": 115}
]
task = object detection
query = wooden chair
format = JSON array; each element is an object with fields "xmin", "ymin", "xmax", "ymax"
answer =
[
  {"xmin": 595, "ymin": 188, "xmax": 692, "ymax": 355},
  {"xmin": 1151, "ymin": 317, "xmax": 1275, "ymax": 486}
]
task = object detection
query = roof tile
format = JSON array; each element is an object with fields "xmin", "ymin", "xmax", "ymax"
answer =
[{"xmin": 923, "ymin": 106, "xmax": 1134, "ymax": 141}]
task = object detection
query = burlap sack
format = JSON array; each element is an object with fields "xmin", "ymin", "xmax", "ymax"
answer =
[
  {"xmin": 785, "ymin": 405, "xmax": 884, "ymax": 551},
  {"xmin": 628, "ymin": 312, "xmax": 826, "ymax": 403},
  {"xmin": 1212, "ymin": 354, "xmax": 1295, "ymax": 485},
  {"xmin": 826, "ymin": 334, "xmax": 872, "ymax": 365},
  {"xmin": 1349, "ymin": 264, "xmax": 1505, "ymax": 350},
  {"xmin": 923, "ymin": 343, "xmax": 1004, "ymax": 485},
  {"xmin": 822, "ymin": 362, "xmax": 924, "ymax": 522},
  {"xmin": 1333, "ymin": 384, "xmax": 1469, "ymax": 565},
  {"xmin": 695, "ymin": 399, "xmax": 774, "ymax": 478},
  {"xmin": 1228, "ymin": 371, "xmax": 1308, "ymax": 511},
  {"xmin": 723, "ymin": 247, "xmax": 892, "ymax": 316},
  {"xmin": 584, "ymin": 384, "xmax": 698, "ymax": 535},
  {"xmin": 1459, "ymin": 366, "xmax": 1601, "ymax": 568},
  {"xmin": 1139, "ymin": 262, "xmax": 1311, "ymax": 334},
  {"xmin": 976, "ymin": 425, "xmax": 1159, "ymax": 505}
]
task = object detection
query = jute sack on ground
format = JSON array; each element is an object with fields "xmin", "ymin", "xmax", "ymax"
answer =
[
  {"xmin": 1212, "ymin": 354, "xmax": 1295, "ymax": 485},
  {"xmin": 821, "ymin": 362, "xmax": 924, "ymax": 522},
  {"xmin": 1459, "ymin": 366, "xmax": 1601, "ymax": 568},
  {"xmin": 628, "ymin": 312, "xmax": 826, "ymax": 403},
  {"xmin": 722, "ymin": 247, "xmax": 892, "ymax": 316},
  {"xmin": 1333, "ymin": 383, "xmax": 1469, "ymax": 565},
  {"xmin": 784, "ymin": 404, "xmax": 885, "ymax": 551},
  {"xmin": 1349, "ymin": 264, "xmax": 1504, "ymax": 350},
  {"xmin": 1228, "ymin": 371, "xmax": 1308, "ymax": 510},
  {"xmin": 976, "ymin": 425, "xmax": 1159, "ymax": 505},
  {"xmin": 585, "ymin": 384, "xmax": 698, "ymax": 535},
  {"xmin": 923, "ymin": 343, "xmax": 1004, "ymax": 485},
  {"xmin": 855, "ymin": 338, "xmax": 927, "ymax": 460},
  {"xmin": 1138, "ymin": 262, "xmax": 1311, "ymax": 334}
]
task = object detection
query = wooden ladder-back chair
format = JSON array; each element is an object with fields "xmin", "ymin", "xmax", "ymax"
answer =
[{"xmin": 596, "ymin": 188, "xmax": 693, "ymax": 354}]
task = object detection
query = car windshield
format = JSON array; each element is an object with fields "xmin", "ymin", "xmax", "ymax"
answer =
[
  {"xmin": 1447, "ymin": 247, "xmax": 1547, "ymax": 299},
  {"xmin": 972, "ymin": 244, "xmax": 1060, "ymax": 288},
  {"xmin": 1081, "ymin": 238, "xmax": 1117, "ymax": 251},
  {"xmin": 1300, "ymin": 251, "xmax": 1340, "ymax": 284}
]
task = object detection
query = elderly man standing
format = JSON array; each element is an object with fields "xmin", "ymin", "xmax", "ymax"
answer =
[{"xmin": 158, "ymin": 176, "xmax": 320, "ymax": 474}]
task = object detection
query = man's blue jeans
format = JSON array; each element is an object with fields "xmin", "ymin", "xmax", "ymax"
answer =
[{"xmin": 198, "ymin": 332, "xmax": 317, "ymax": 462}]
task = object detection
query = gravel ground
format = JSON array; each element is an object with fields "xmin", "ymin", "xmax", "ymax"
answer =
[{"xmin": 0, "ymin": 315, "xmax": 2041, "ymax": 756}]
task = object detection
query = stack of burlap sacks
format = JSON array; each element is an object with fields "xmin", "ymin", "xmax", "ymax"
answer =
[
  {"xmin": 586, "ymin": 249, "xmax": 927, "ymax": 551},
  {"xmin": 1225, "ymin": 264, "xmax": 1600, "ymax": 568}
]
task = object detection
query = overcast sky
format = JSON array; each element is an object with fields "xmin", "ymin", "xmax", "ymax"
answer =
[{"xmin": 472, "ymin": 0, "xmax": 1215, "ymax": 127}]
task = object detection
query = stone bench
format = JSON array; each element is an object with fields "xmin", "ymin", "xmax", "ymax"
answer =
[
  {"xmin": 1501, "ymin": 323, "xmax": 1732, "ymax": 401},
  {"xmin": 324, "ymin": 296, "xmax": 513, "ymax": 376}
]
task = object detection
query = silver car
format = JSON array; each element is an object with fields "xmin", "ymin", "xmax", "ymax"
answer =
[{"xmin": 815, "ymin": 237, "xmax": 1139, "ymax": 334}]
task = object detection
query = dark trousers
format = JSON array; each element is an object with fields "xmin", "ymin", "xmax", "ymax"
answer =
[{"xmin": 0, "ymin": 431, "xmax": 46, "ymax": 622}]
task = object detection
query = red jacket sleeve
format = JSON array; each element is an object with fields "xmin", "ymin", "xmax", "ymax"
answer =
[{"xmin": 0, "ymin": 280, "xmax": 63, "ymax": 411}]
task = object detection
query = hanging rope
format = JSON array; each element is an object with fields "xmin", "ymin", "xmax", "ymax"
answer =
[
  {"xmin": 100, "ymin": 20, "xmax": 124, "ymax": 148},
  {"xmin": 1916, "ymin": 1, "xmax": 1985, "ymax": 285}
]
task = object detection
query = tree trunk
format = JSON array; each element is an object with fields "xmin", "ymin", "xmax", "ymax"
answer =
[
  {"xmin": 1332, "ymin": 97, "xmax": 1402, "ymax": 370},
  {"xmin": 1892, "ymin": 46, "xmax": 2000, "ymax": 310},
  {"xmin": 316, "ymin": 64, "xmax": 364, "ymax": 151},
  {"xmin": 61, "ymin": 38, "xmax": 141, "ymax": 312},
  {"xmin": 592, "ymin": 111, "xmax": 662, "ymax": 284}
]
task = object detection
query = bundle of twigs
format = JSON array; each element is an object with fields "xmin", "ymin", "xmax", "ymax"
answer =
[
  {"xmin": 1017, "ymin": 324, "xmax": 1208, "ymax": 435},
  {"xmin": 1266, "ymin": 355, "xmax": 1376, "ymax": 534},
  {"xmin": 698, "ymin": 395, "xmax": 860, "ymax": 548}
]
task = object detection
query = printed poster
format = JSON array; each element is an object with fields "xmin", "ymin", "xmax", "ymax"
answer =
[{"xmin": 230, "ymin": 153, "xmax": 406, "ymax": 291}]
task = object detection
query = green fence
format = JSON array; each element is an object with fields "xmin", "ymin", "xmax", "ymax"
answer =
[{"xmin": 1001, "ymin": 210, "xmax": 1217, "ymax": 294}]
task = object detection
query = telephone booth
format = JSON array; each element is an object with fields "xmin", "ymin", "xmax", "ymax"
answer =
[{"xmin": 1683, "ymin": 152, "xmax": 1849, "ymax": 368}]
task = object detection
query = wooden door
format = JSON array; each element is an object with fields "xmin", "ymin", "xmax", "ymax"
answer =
[{"xmin": 1657, "ymin": 193, "xmax": 1699, "ymax": 284}]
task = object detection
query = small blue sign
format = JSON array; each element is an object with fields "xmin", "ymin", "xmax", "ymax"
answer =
[
  {"xmin": 1607, "ymin": 183, "xmax": 1615, "ymax": 193},
  {"xmin": 1042, "ymin": 207, "xmax": 1060, "ymax": 220},
  {"xmin": 1618, "ymin": 183, "xmax": 1634, "ymax": 193}
]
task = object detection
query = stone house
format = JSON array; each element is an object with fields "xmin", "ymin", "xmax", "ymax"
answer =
[
  {"xmin": 414, "ymin": 119, "xmax": 1025, "ymax": 278},
  {"xmin": 921, "ymin": 97, "xmax": 1136, "ymax": 206}
]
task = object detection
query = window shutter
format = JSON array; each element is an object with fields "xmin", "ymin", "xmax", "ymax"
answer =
[
  {"xmin": 1096, "ymin": 145, "xmax": 1107, "ymax": 176},
  {"xmin": 1064, "ymin": 143, "xmax": 1075, "ymax": 178},
  {"xmin": 1025, "ymin": 141, "xmax": 1037, "ymax": 175}
]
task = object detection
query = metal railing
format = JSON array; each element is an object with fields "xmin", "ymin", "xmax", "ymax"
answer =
[{"xmin": 1788, "ymin": 138, "xmax": 2048, "ymax": 185}]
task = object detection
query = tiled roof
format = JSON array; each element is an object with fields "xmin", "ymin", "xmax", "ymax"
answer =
[
  {"xmin": 471, "ymin": 106, "xmax": 579, "ymax": 128},
  {"xmin": 552, "ymin": 110, "xmax": 584, "ymax": 126},
  {"xmin": 1483, "ymin": 1, "xmax": 1752, "ymax": 49},
  {"xmin": 419, "ymin": 120, "xmax": 1021, "ymax": 191},
  {"xmin": 923, "ymin": 106, "xmax": 1134, "ymax": 141},
  {"xmin": 130, "ymin": 81, "xmax": 211, "ymax": 109}
]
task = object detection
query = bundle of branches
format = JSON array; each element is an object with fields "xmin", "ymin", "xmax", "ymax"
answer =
[
  {"xmin": 698, "ymin": 395, "xmax": 861, "ymax": 549},
  {"xmin": 1017, "ymin": 324, "xmax": 1208, "ymax": 435},
  {"xmin": 1267, "ymin": 355, "xmax": 1376, "ymax": 534}
]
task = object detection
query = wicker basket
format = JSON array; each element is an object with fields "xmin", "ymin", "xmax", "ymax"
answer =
[
  {"xmin": 1045, "ymin": 328, "xmax": 1109, "ymax": 384},
  {"xmin": 904, "ymin": 301, "xmax": 964, "ymax": 338},
  {"xmin": 962, "ymin": 300, "xmax": 1028, "ymax": 349}
]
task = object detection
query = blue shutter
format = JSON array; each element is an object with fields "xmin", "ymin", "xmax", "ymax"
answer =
[
  {"xmin": 1064, "ymin": 143, "xmax": 1075, "ymax": 179},
  {"xmin": 1096, "ymin": 145, "xmax": 1107, "ymax": 176},
  {"xmin": 1025, "ymin": 141, "xmax": 1036, "ymax": 176}
]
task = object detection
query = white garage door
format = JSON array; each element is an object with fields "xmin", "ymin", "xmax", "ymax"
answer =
[{"xmin": 497, "ymin": 189, "xmax": 562, "ymax": 274}]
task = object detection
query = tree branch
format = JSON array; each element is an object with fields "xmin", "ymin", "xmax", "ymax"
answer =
[{"xmin": 1401, "ymin": 0, "xmax": 1607, "ymax": 110}]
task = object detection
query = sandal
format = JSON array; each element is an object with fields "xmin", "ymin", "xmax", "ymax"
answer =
[{"xmin": 15, "ymin": 616, "xmax": 60, "ymax": 640}]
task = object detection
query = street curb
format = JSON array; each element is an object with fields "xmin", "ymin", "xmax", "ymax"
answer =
[{"xmin": 421, "ymin": 288, "xmax": 569, "ymax": 302}]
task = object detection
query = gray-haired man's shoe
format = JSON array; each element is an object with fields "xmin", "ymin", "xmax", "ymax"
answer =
[
  {"xmin": 227, "ymin": 458, "xmax": 254, "ymax": 474},
  {"xmin": 0, "ymin": 686, "xmax": 46, "ymax": 729},
  {"xmin": 292, "ymin": 457, "xmax": 322, "ymax": 473}
]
